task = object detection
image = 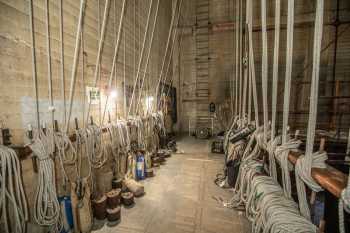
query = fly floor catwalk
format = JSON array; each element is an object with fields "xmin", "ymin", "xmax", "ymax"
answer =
[{"xmin": 93, "ymin": 136, "xmax": 251, "ymax": 233}]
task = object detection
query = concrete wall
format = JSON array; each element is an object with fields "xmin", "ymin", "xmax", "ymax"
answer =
[
  {"xmin": 175, "ymin": 0, "xmax": 350, "ymax": 135},
  {"xmin": 0, "ymin": 0, "xmax": 172, "ymax": 232}
]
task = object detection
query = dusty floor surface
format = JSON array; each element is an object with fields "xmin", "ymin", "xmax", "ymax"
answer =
[{"xmin": 93, "ymin": 136, "xmax": 251, "ymax": 233}]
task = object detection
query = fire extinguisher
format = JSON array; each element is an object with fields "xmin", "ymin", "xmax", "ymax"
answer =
[{"xmin": 136, "ymin": 152, "xmax": 145, "ymax": 180}]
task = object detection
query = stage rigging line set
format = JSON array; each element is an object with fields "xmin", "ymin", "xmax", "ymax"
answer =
[
  {"xmin": 0, "ymin": 0, "xmax": 183, "ymax": 232},
  {"xmin": 220, "ymin": 0, "xmax": 350, "ymax": 232}
]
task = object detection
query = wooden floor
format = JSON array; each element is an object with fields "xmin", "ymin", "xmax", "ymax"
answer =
[{"xmin": 93, "ymin": 136, "xmax": 250, "ymax": 233}]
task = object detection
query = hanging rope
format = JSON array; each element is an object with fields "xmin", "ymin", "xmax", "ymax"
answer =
[
  {"xmin": 65, "ymin": 0, "xmax": 86, "ymax": 132},
  {"xmin": 135, "ymin": 0, "xmax": 160, "ymax": 115},
  {"xmin": 30, "ymin": 129, "xmax": 60, "ymax": 227},
  {"xmin": 45, "ymin": 0, "xmax": 55, "ymax": 128},
  {"xmin": 101, "ymin": 0, "xmax": 127, "ymax": 124},
  {"xmin": 59, "ymin": 0, "xmax": 66, "ymax": 126},
  {"xmin": 127, "ymin": 0, "xmax": 155, "ymax": 117},
  {"xmin": 260, "ymin": 0, "xmax": 269, "ymax": 144},
  {"xmin": 245, "ymin": 0, "xmax": 259, "ymax": 127},
  {"xmin": 28, "ymin": 0, "xmax": 40, "ymax": 130},
  {"xmin": 339, "ymin": 128, "xmax": 350, "ymax": 233},
  {"xmin": 154, "ymin": 0, "xmax": 180, "ymax": 111},
  {"xmin": 0, "ymin": 146, "xmax": 28, "ymax": 233},
  {"xmin": 270, "ymin": 0, "xmax": 280, "ymax": 140},
  {"xmin": 158, "ymin": 1, "xmax": 184, "ymax": 110},
  {"xmin": 85, "ymin": 0, "xmax": 111, "ymax": 124},
  {"xmin": 295, "ymin": 0, "xmax": 326, "ymax": 220}
]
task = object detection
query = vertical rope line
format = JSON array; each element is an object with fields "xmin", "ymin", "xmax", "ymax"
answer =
[
  {"xmin": 136, "ymin": 0, "xmax": 160, "ymax": 115},
  {"xmin": 305, "ymin": 0, "xmax": 324, "ymax": 167},
  {"xmin": 154, "ymin": 0, "xmax": 180, "ymax": 110},
  {"xmin": 114, "ymin": 0, "xmax": 117, "ymax": 118},
  {"xmin": 101, "ymin": 0, "xmax": 127, "ymax": 124},
  {"xmin": 127, "ymin": 0, "xmax": 155, "ymax": 117},
  {"xmin": 65, "ymin": 0, "xmax": 86, "ymax": 132},
  {"xmin": 29, "ymin": 0, "xmax": 40, "ymax": 130},
  {"xmin": 158, "ymin": 0, "xmax": 183, "ymax": 109},
  {"xmin": 238, "ymin": 0, "xmax": 243, "ymax": 120},
  {"xmin": 45, "ymin": 0, "xmax": 54, "ymax": 128},
  {"xmin": 59, "ymin": 0, "xmax": 66, "ymax": 126},
  {"xmin": 84, "ymin": 0, "xmax": 110, "ymax": 124},
  {"xmin": 281, "ymin": 0, "xmax": 294, "ymax": 144},
  {"xmin": 81, "ymin": 27, "xmax": 86, "ymax": 127},
  {"xmin": 261, "ymin": 0, "xmax": 269, "ymax": 143},
  {"xmin": 235, "ymin": 0, "xmax": 239, "ymax": 118},
  {"xmin": 271, "ymin": 0, "xmax": 281, "ymax": 140},
  {"xmin": 247, "ymin": 0, "xmax": 259, "ymax": 126},
  {"xmin": 123, "ymin": 11, "xmax": 127, "ymax": 119}
]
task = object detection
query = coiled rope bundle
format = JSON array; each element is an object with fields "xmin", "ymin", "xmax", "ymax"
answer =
[
  {"xmin": 29, "ymin": 128, "xmax": 60, "ymax": 227},
  {"xmin": 0, "ymin": 145, "xmax": 28, "ymax": 233}
]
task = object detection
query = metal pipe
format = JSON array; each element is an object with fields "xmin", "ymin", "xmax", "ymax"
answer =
[{"xmin": 28, "ymin": 0, "xmax": 40, "ymax": 130}]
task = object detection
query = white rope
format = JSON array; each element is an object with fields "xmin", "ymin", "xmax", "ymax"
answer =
[
  {"xmin": 157, "ymin": 0, "xmax": 183, "ymax": 110},
  {"xmin": 234, "ymin": 0, "xmax": 239, "ymax": 118},
  {"xmin": 85, "ymin": 0, "xmax": 111, "ymax": 124},
  {"xmin": 128, "ymin": 0, "xmax": 155, "ymax": 117},
  {"xmin": 45, "ymin": 0, "xmax": 55, "ymax": 128},
  {"xmin": 135, "ymin": 0, "xmax": 160, "ymax": 115},
  {"xmin": 260, "ymin": 0, "xmax": 269, "ymax": 144},
  {"xmin": 0, "ymin": 146, "xmax": 28, "ymax": 233},
  {"xmin": 238, "ymin": 0, "xmax": 243, "ymax": 120},
  {"xmin": 271, "ymin": 0, "xmax": 280, "ymax": 140},
  {"xmin": 59, "ymin": 0, "xmax": 66, "ymax": 126},
  {"xmin": 100, "ymin": 0, "xmax": 127, "ymax": 123},
  {"xmin": 339, "ymin": 128, "xmax": 350, "ymax": 233},
  {"xmin": 246, "ymin": 0, "xmax": 259, "ymax": 127},
  {"xmin": 29, "ymin": 129, "xmax": 60, "ymax": 226},
  {"xmin": 28, "ymin": 0, "xmax": 40, "ymax": 130},
  {"xmin": 65, "ymin": 0, "xmax": 86, "ymax": 132},
  {"xmin": 295, "ymin": 0, "xmax": 326, "ymax": 220},
  {"xmin": 154, "ymin": 0, "xmax": 180, "ymax": 110}
]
